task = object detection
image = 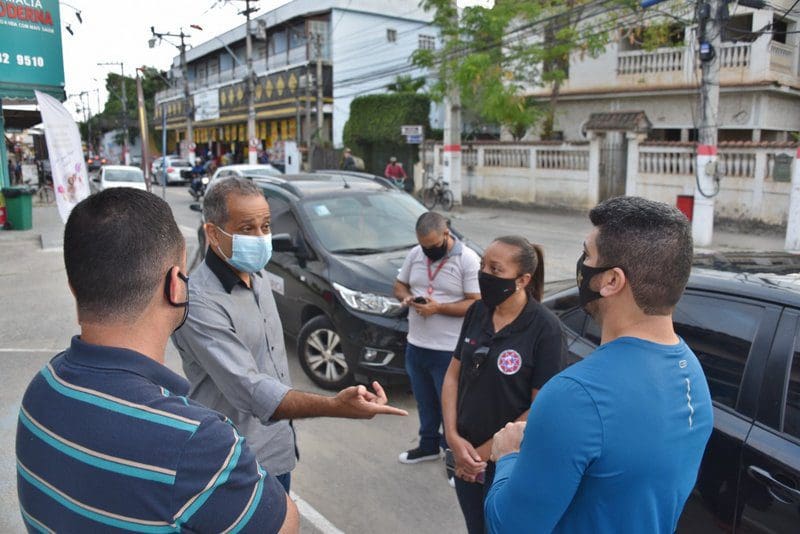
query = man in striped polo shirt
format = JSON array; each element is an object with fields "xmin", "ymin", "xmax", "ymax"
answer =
[{"xmin": 16, "ymin": 189, "xmax": 298, "ymax": 533}]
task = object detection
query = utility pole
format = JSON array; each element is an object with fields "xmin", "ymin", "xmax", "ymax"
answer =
[
  {"xmin": 151, "ymin": 27, "xmax": 195, "ymax": 162},
  {"xmin": 305, "ymin": 65, "xmax": 312, "ymax": 165},
  {"xmin": 692, "ymin": 0, "xmax": 724, "ymax": 247},
  {"xmin": 98, "ymin": 62, "xmax": 130, "ymax": 164},
  {"xmin": 315, "ymin": 33, "xmax": 326, "ymax": 144},
  {"xmin": 238, "ymin": 0, "xmax": 260, "ymax": 164},
  {"xmin": 442, "ymin": 0, "xmax": 462, "ymax": 205},
  {"xmin": 135, "ymin": 69, "xmax": 151, "ymax": 191}
]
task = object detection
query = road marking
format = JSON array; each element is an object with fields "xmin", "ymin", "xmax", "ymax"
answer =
[{"xmin": 289, "ymin": 491, "xmax": 344, "ymax": 534}]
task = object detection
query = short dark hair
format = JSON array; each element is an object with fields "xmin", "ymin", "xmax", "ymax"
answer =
[
  {"xmin": 204, "ymin": 177, "xmax": 263, "ymax": 226},
  {"xmin": 589, "ymin": 196, "xmax": 692, "ymax": 315},
  {"xmin": 416, "ymin": 211, "xmax": 447, "ymax": 235},
  {"xmin": 64, "ymin": 188, "xmax": 184, "ymax": 322},
  {"xmin": 494, "ymin": 235, "xmax": 545, "ymax": 302}
]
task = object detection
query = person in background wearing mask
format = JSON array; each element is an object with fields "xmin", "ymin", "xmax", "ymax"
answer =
[
  {"xmin": 441, "ymin": 236, "xmax": 566, "ymax": 534},
  {"xmin": 485, "ymin": 197, "xmax": 713, "ymax": 533},
  {"xmin": 393, "ymin": 212, "xmax": 481, "ymax": 486},
  {"xmin": 17, "ymin": 188, "xmax": 299, "ymax": 532},
  {"xmin": 172, "ymin": 177, "xmax": 406, "ymax": 494}
]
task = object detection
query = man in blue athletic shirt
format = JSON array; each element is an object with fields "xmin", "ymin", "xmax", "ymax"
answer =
[{"xmin": 485, "ymin": 196, "xmax": 713, "ymax": 534}]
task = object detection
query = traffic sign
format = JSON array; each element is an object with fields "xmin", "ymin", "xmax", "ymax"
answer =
[
  {"xmin": 406, "ymin": 134, "xmax": 423, "ymax": 144},
  {"xmin": 401, "ymin": 125, "xmax": 423, "ymax": 136},
  {"xmin": 189, "ymin": 142, "xmax": 197, "ymax": 150},
  {"xmin": 249, "ymin": 137, "xmax": 260, "ymax": 148}
]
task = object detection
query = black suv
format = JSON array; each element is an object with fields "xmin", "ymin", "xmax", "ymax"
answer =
[
  {"xmin": 543, "ymin": 253, "xmax": 800, "ymax": 533},
  {"xmin": 192, "ymin": 173, "xmax": 479, "ymax": 390}
]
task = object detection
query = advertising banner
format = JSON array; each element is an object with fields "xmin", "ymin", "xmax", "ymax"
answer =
[
  {"xmin": 0, "ymin": 0, "xmax": 65, "ymax": 100},
  {"xmin": 195, "ymin": 89, "xmax": 219, "ymax": 122},
  {"xmin": 36, "ymin": 90, "xmax": 89, "ymax": 222}
]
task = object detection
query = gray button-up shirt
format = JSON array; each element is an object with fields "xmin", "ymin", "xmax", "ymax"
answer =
[{"xmin": 172, "ymin": 250, "xmax": 296, "ymax": 476}]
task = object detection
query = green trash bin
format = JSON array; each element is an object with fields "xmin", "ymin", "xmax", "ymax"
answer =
[{"xmin": 2, "ymin": 187, "xmax": 34, "ymax": 230}]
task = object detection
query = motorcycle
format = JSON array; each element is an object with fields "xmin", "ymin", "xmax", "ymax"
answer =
[{"xmin": 188, "ymin": 172, "xmax": 209, "ymax": 201}]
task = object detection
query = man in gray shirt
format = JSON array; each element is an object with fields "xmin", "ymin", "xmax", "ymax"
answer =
[{"xmin": 173, "ymin": 177, "xmax": 406, "ymax": 491}]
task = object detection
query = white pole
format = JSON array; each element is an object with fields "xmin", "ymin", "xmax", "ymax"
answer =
[{"xmin": 785, "ymin": 147, "xmax": 800, "ymax": 252}]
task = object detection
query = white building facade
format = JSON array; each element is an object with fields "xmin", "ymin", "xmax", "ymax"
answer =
[
  {"xmin": 154, "ymin": 0, "xmax": 439, "ymax": 157},
  {"xmin": 526, "ymin": 1, "xmax": 800, "ymax": 143}
]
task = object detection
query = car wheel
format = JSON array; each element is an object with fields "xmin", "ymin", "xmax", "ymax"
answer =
[{"xmin": 297, "ymin": 315, "xmax": 353, "ymax": 390}]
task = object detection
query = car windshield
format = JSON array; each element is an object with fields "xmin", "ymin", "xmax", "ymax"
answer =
[
  {"xmin": 171, "ymin": 160, "xmax": 191, "ymax": 167},
  {"xmin": 104, "ymin": 169, "xmax": 144, "ymax": 182},
  {"xmin": 301, "ymin": 192, "xmax": 426, "ymax": 254}
]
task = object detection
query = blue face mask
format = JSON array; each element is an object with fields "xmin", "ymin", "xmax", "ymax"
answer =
[{"xmin": 216, "ymin": 227, "xmax": 272, "ymax": 273}]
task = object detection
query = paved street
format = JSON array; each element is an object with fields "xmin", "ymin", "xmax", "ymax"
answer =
[{"xmin": 0, "ymin": 186, "xmax": 788, "ymax": 533}]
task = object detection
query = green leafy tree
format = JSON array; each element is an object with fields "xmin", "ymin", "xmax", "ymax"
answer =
[
  {"xmin": 342, "ymin": 93, "xmax": 431, "ymax": 173},
  {"xmin": 387, "ymin": 75, "xmax": 427, "ymax": 94},
  {"xmin": 412, "ymin": 0, "xmax": 686, "ymax": 140}
]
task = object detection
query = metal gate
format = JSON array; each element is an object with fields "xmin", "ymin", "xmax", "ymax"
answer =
[{"xmin": 598, "ymin": 132, "xmax": 628, "ymax": 201}]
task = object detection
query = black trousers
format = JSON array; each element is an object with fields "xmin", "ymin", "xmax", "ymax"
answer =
[{"xmin": 454, "ymin": 462, "xmax": 496, "ymax": 534}]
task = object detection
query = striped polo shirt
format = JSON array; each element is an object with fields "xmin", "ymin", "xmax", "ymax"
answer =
[{"xmin": 16, "ymin": 336, "xmax": 287, "ymax": 533}]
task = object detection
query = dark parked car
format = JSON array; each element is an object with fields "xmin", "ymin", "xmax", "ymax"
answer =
[
  {"xmin": 191, "ymin": 172, "xmax": 480, "ymax": 390},
  {"xmin": 543, "ymin": 253, "xmax": 800, "ymax": 533}
]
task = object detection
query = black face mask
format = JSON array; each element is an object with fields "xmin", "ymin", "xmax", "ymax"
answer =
[
  {"xmin": 478, "ymin": 271, "xmax": 518, "ymax": 308},
  {"xmin": 576, "ymin": 252, "xmax": 614, "ymax": 307},
  {"xmin": 164, "ymin": 269, "xmax": 190, "ymax": 332},
  {"xmin": 422, "ymin": 235, "xmax": 448, "ymax": 262}
]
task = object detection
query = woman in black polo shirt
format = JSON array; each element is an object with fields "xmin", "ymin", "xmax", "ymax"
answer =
[{"xmin": 442, "ymin": 235, "xmax": 566, "ymax": 534}]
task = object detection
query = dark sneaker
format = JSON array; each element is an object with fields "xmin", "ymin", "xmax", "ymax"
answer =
[{"xmin": 398, "ymin": 447, "xmax": 441, "ymax": 464}]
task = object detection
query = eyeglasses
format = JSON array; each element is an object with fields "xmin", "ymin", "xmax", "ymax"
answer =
[{"xmin": 467, "ymin": 345, "xmax": 490, "ymax": 379}]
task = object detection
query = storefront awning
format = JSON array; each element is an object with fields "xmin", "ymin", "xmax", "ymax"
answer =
[{"xmin": 3, "ymin": 108, "xmax": 43, "ymax": 130}]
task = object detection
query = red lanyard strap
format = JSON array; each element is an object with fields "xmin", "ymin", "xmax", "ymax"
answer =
[{"xmin": 426, "ymin": 256, "xmax": 449, "ymax": 295}]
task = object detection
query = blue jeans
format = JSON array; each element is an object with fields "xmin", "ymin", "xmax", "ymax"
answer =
[
  {"xmin": 405, "ymin": 343, "xmax": 451, "ymax": 452},
  {"xmin": 276, "ymin": 472, "xmax": 291, "ymax": 493}
]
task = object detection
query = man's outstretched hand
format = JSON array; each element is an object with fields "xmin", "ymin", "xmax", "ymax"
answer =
[{"xmin": 334, "ymin": 381, "xmax": 408, "ymax": 418}]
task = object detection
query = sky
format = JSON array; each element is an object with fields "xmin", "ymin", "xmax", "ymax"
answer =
[{"xmin": 60, "ymin": 0, "xmax": 492, "ymax": 121}]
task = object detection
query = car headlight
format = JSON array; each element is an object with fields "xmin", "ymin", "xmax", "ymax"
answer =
[
  {"xmin": 333, "ymin": 282, "xmax": 403, "ymax": 316},
  {"xmin": 201, "ymin": 177, "xmax": 210, "ymax": 184}
]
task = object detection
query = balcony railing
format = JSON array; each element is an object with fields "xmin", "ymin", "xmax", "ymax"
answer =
[
  {"xmin": 719, "ymin": 41, "xmax": 750, "ymax": 69},
  {"xmin": 617, "ymin": 48, "xmax": 684, "ymax": 75},
  {"xmin": 770, "ymin": 41, "xmax": 794, "ymax": 74}
]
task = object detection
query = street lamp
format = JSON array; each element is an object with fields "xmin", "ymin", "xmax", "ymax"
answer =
[{"xmin": 60, "ymin": 2, "xmax": 83, "ymax": 35}]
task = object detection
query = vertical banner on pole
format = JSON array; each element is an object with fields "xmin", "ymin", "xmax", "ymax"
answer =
[{"xmin": 35, "ymin": 91, "xmax": 90, "ymax": 223}]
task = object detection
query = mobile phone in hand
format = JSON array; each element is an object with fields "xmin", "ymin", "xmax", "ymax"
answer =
[{"xmin": 413, "ymin": 296, "xmax": 428, "ymax": 304}]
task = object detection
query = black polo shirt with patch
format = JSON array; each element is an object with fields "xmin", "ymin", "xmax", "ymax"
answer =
[{"xmin": 454, "ymin": 299, "xmax": 567, "ymax": 447}]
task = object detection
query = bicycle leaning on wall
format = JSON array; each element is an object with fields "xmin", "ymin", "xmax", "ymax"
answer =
[{"xmin": 420, "ymin": 175, "xmax": 454, "ymax": 211}]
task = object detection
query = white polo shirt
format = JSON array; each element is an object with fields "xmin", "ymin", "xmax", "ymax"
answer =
[{"xmin": 397, "ymin": 239, "xmax": 481, "ymax": 352}]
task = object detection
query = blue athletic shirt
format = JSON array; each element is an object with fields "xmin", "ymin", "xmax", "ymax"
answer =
[{"xmin": 485, "ymin": 336, "xmax": 713, "ymax": 534}]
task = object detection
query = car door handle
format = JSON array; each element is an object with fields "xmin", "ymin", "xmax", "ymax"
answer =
[{"xmin": 747, "ymin": 465, "xmax": 800, "ymax": 505}]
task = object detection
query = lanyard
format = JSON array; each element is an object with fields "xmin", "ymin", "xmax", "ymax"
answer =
[{"xmin": 426, "ymin": 256, "xmax": 449, "ymax": 296}]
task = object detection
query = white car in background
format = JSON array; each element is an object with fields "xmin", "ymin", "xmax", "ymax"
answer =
[
  {"xmin": 153, "ymin": 156, "xmax": 192, "ymax": 185},
  {"xmin": 90, "ymin": 165, "xmax": 147, "ymax": 193},
  {"xmin": 210, "ymin": 164, "xmax": 282, "ymax": 183}
]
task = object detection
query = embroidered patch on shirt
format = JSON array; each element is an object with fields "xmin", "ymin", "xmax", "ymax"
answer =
[{"xmin": 497, "ymin": 349, "xmax": 522, "ymax": 375}]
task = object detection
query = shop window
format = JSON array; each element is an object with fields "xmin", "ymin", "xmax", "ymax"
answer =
[{"xmin": 387, "ymin": 29, "xmax": 397, "ymax": 43}]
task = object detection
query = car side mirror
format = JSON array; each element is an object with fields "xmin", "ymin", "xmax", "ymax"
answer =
[
  {"xmin": 91, "ymin": 176, "xmax": 100, "ymax": 182},
  {"xmin": 189, "ymin": 203, "xmax": 202, "ymax": 213},
  {"xmin": 272, "ymin": 233, "xmax": 296, "ymax": 253}
]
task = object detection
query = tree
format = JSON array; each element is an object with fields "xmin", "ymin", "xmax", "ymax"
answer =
[
  {"xmin": 83, "ymin": 68, "xmax": 169, "ymax": 146},
  {"xmin": 386, "ymin": 75, "xmax": 427, "ymax": 94},
  {"xmin": 412, "ymin": 0, "xmax": 666, "ymax": 140}
]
